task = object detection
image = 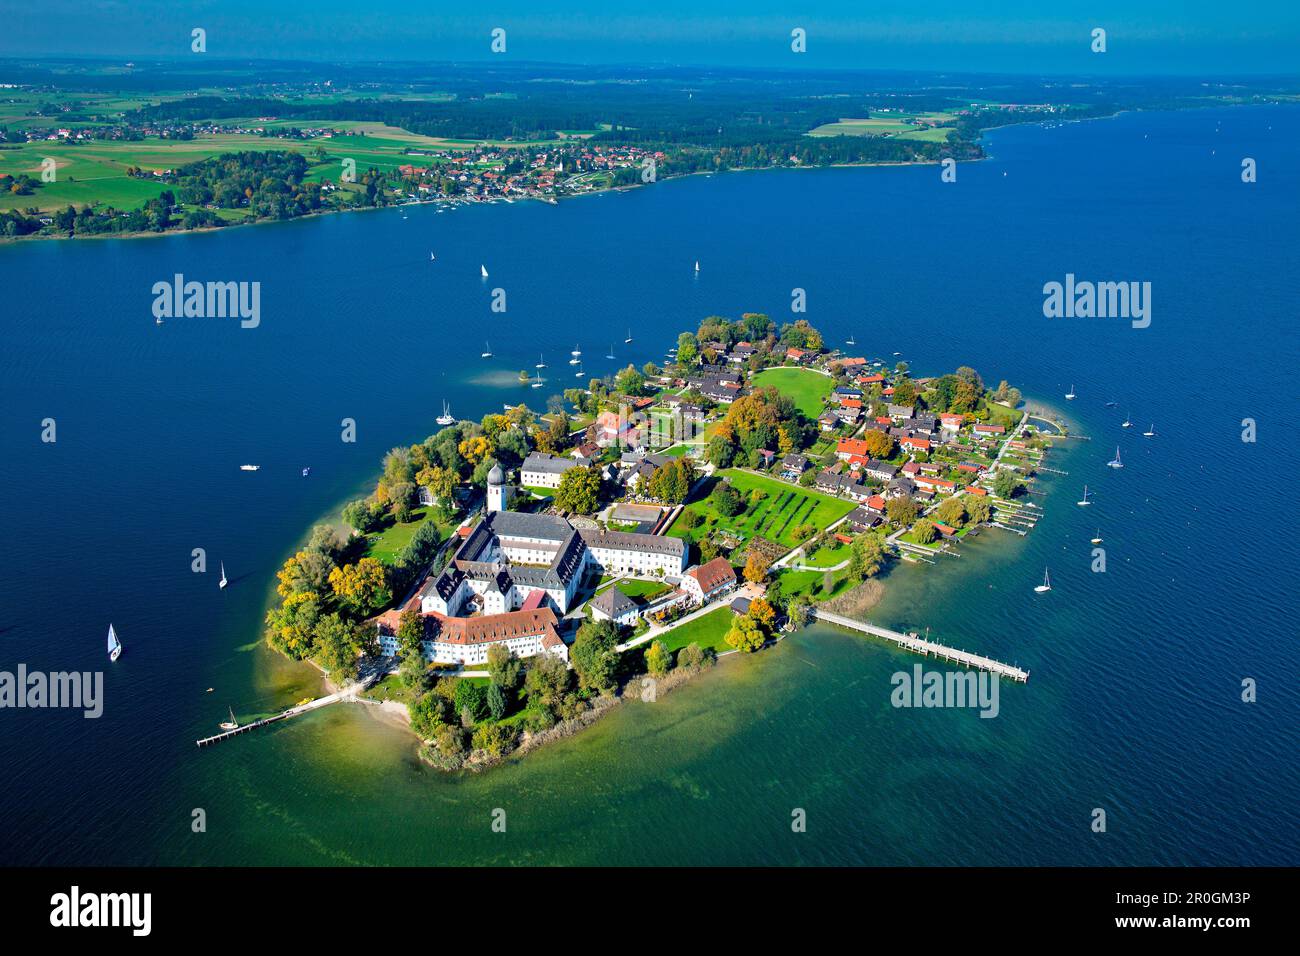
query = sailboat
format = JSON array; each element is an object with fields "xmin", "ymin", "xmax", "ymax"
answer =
[
  {"xmin": 1143, "ymin": 423, "xmax": 1156, "ymax": 437},
  {"xmin": 436, "ymin": 401, "xmax": 455, "ymax": 426},
  {"xmin": 219, "ymin": 562, "xmax": 228, "ymax": 589},
  {"xmin": 694, "ymin": 260, "xmax": 700, "ymax": 273},
  {"xmin": 531, "ymin": 372, "xmax": 544, "ymax": 389},
  {"xmin": 606, "ymin": 344, "xmax": 616, "ymax": 360},
  {"xmin": 1034, "ymin": 569, "xmax": 1053, "ymax": 593},
  {"xmin": 239, "ymin": 464, "xmax": 260, "ymax": 471},
  {"xmin": 1065, "ymin": 384, "xmax": 1076, "ymax": 400},
  {"xmin": 430, "ymin": 252, "xmax": 436, "ymax": 261},
  {"xmin": 624, "ymin": 329, "xmax": 633, "ymax": 344},
  {"xmin": 574, "ymin": 363, "xmax": 585, "ymax": 378},
  {"xmin": 571, "ymin": 344, "xmax": 582, "ymax": 356},
  {"xmin": 219, "ymin": 707, "xmax": 239, "ymax": 731},
  {"xmin": 1107, "ymin": 446, "xmax": 1124, "ymax": 468},
  {"xmin": 1121, "ymin": 413, "xmax": 1133, "ymax": 428},
  {"xmin": 481, "ymin": 341, "xmax": 492, "ymax": 358},
  {"xmin": 480, "ymin": 265, "xmax": 489, "ymax": 278},
  {"xmin": 1091, "ymin": 530, "xmax": 1103, "ymax": 545},
  {"xmin": 107, "ymin": 624, "xmax": 122, "ymax": 662},
  {"xmin": 535, "ymin": 354, "xmax": 547, "ymax": 369},
  {"xmin": 846, "ymin": 334, "xmax": 856, "ymax": 346},
  {"xmin": 1076, "ymin": 485, "xmax": 1092, "ymax": 506}
]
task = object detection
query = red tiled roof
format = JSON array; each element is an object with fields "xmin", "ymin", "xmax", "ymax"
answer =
[{"xmin": 686, "ymin": 557, "xmax": 737, "ymax": 593}]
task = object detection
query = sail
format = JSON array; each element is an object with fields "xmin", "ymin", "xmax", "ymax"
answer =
[{"xmin": 107, "ymin": 624, "xmax": 119, "ymax": 652}]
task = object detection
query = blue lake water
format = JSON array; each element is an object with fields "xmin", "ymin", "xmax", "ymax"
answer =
[{"xmin": 1, "ymin": 104, "xmax": 1297, "ymax": 865}]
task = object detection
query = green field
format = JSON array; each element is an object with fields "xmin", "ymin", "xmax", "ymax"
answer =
[
  {"xmin": 364, "ymin": 507, "xmax": 442, "ymax": 565},
  {"xmin": 668, "ymin": 469, "xmax": 856, "ymax": 551},
  {"xmin": 657, "ymin": 607, "xmax": 735, "ymax": 654},
  {"xmin": 807, "ymin": 112, "xmax": 957, "ymax": 140},
  {"xmin": 750, "ymin": 367, "xmax": 833, "ymax": 418}
]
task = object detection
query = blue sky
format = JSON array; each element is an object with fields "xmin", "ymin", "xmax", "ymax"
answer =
[{"xmin": 4, "ymin": 1, "xmax": 1299, "ymax": 73}]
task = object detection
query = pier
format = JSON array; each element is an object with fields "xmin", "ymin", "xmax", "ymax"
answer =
[
  {"xmin": 812, "ymin": 610, "xmax": 1029, "ymax": 683},
  {"xmin": 196, "ymin": 674, "xmax": 379, "ymax": 747}
]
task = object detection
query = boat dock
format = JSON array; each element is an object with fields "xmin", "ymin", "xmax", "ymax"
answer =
[
  {"xmin": 812, "ymin": 610, "xmax": 1029, "ymax": 683},
  {"xmin": 196, "ymin": 674, "xmax": 379, "ymax": 747}
]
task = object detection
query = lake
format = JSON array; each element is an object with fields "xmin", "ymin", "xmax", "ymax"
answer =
[{"xmin": 1, "ymin": 104, "xmax": 1297, "ymax": 865}]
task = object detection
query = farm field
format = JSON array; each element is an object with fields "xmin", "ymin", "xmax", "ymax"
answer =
[
  {"xmin": 668, "ymin": 468, "xmax": 856, "ymax": 551},
  {"xmin": 807, "ymin": 112, "xmax": 957, "ymax": 139},
  {"xmin": 750, "ymin": 366, "xmax": 832, "ymax": 418}
]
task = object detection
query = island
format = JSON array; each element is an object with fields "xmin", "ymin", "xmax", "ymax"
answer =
[{"xmin": 262, "ymin": 312, "xmax": 1057, "ymax": 770}]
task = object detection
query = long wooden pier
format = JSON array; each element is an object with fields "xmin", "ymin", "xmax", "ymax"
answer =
[
  {"xmin": 196, "ymin": 674, "xmax": 378, "ymax": 747},
  {"xmin": 813, "ymin": 610, "xmax": 1029, "ymax": 683}
]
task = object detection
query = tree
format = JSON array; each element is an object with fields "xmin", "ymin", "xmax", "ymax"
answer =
[
  {"xmin": 644, "ymin": 640, "xmax": 671, "ymax": 677},
  {"xmin": 647, "ymin": 458, "xmax": 693, "ymax": 503},
  {"xmin": 614, "ymin": 364, "xmax": 646, "ymax": 396},
  {"xmin": 964, "ymin": 494, "xmax": 992, "ymax": 524},
  {"xmin": 453, "ymin": 681, "xmax": 488, "ymax": 724},
  {"xmin": 486, "ymin": 682, "xmax": 508, "ymax": 721},
  {"xmin": 312, "ymin": 613, "xmax": 360, "ymax": 682},
  {"xmin": 743, "ymin": 552, "xmax": 770, "ymax": 585},
  {"xmin": 472, "ymin": 722, "xmax": 518, "ymax": 757},
  {"xmin": 264, "ymin": 591, "xmax": 321, "ymax": 659},
  {"xmin": 677, "ymin": 643, "xmax": 713, "ymax": 668},
  {"xmin": 711, "ymin": 481, "xmax": 744, "ymax": 517},
  {"xmin": 486, "ymin": 644, "xmax": 522, "ymax": 692},
  {"xmin": 676, "ymin": 332, "xmax": 699, "ymax": 366},
  {"xmin": 846, "ymin": 533, "xmax": 885, "ymax": 581},
  {"xmin": 913, "ymin": 519, "xmax": 939, "ymax": 545},
  {"xmin": 860, "ymin": 428, "xmax": 895, "ymax": 459},
  {"xmin": 748, "ymin": 597, "xmax": 777, "ymax": 633},
  {"xmin": 571, "ymin": 618, "xmax": 620, "ymax": 692},
  {"xmin": 992, "ymin": 471, "xmax": 1022, "ymax": 499},
  {"xmin": 415, "ymin": 463, "xmax": 456, "ymax": 508},
  {"xmin": 525, "ymin": 653, "xmax": 571, "ymax": 710},
  {"xmin": 934, "ymin": 496, "xmax": 967, "ymax": 528},
  {"xmin": 328, "ymin": 558, "xmax": 391, "ymax": 615},
  {"xmin": 554, "ymin": 464, "xmax": 602, "ymax": 514},
  {"xmin": 342, "ymin": 498, "xmax": 383, "ymax": 533},
  {"xmin": 886, "ymin": 496, "xmax": 920, "ymax": 528},
  {"xmin": 726, "ymin": 615, "xmax": 765, "ymax": 653},
  {"xmin": 397, "ymin": 604, "xmax": 424, "ymax": 657},
  {"xmin": 891, "ymin": 377, "xmax": 917, "ymax": 407}
]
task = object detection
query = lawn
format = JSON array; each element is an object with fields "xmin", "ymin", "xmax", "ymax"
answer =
[
  {"xmin": 801, "ymin": 541, "xmax": 848, "ymax": 568},
  {"xmin": 599, "ymin": 578, "xmax": 673, "ymax": 602},
  {"xmin": 656, "ymin": 607, "xmax": 735, "ymax": 654},
  {"xmin": 668, "ymin": 469, "xmax": 856, "ymax": 551},
  {"xmin": 364, "ymin": 507, "xmax": 442, "ymax": 565},
  {"xmin": 778, "ymin": 568, "xmax": 855, "ymax": 601},
  {"xmin": 750, "ymin": 367, "xmax": 832, "ymax": 418}
]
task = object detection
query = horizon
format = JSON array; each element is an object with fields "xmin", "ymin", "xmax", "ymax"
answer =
[{"xmin": 4, "ymin": 1, "xmax": 1299, "ymax": 75}]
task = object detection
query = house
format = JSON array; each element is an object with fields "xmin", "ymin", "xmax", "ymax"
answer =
[
  {"xmin": 857, "ymin": 373, "xmax": 886, "ymax": 386},
  {"xmin": 785, "ymin": 347, "xmax": 809, "ymax": 363},
  {"xmin": 901, "ymin": 461, "xmax": 922, "ymax": 476},
  {"xmin": 729, "ymin": 595, "xmax": 753, "ymax": 615},
  {"xmin": 973, "ymin": 423, "xmax": 1006, "ymax": 436},
  {"xmin": 375, "ymin": 601, "xmax": 568, "ymax": 667},
  {"xmin": 728, "ymin": 342, "xmax": 757, "ymax": 364},
  {"xmin": 835, "ymin": 437, "xmax": 872, "ymax": 460},
  {"xmin": 596, "ymin": 409, "xmax": 641, "ymax": 447},
  {"xmin": 588, "ymin": 586, "xmax": 641, "ymax": 627},
  {"xmin": 846, "ymin": 506, "xmax": 884, "ymax": 532},
  {"xmin": 818, "ymin": 411, "xmax": 840, "ymax": 432},
  {"xmin": 957, "ymin": 462, "xmax": 983, "ymax": 474},
  {"xmin": 700, "ymin": 382, "xmax": 743, "ymax": 404},
  {"xmin": 865, "ymin": 494, "xmax": 887, "ymax": 513},
  {"xmin": 835, "ymin": 406, "xmax": 862, "ymax": 426},
  {"xmin": 887, "ymin": 404, "xmax": 915, "ymax": 421},
  {"xmin": 681, "ymin": 557, "xmax": 738, "ymax": 604},
  {"xmin": 833, "ymin": 386, "xmax": 863, "ymax": 401},
  {"xmin": 521, "ymin": 452, "xmax": 583, "ymax": 489},
  {"xmin": 900, "ymin": 436, "xmax": 932, "ymax": 453},
  {"xmin": 573, "ymin": 441, "xmax": 601, "ymax": 463},
  {"xmin": 780, "ymin": 453, "xmax": 810, "ymax": 480},
  {"xmin": 914, "ymin": 475, "xmax": 957, "ymax": 494}
]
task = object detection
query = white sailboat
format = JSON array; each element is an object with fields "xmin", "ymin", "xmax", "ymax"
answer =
[
  {"xmin": 1091, "ymin": 530, "xmax": 1103, "ymax": 544},
  {"xmin": 481, "ymin": 341, "xmax": 492, "ymax": 358},
  {"xmin": 107, "ymin": 624, "xmax": 122, "ymax": 662},
  {"xmin": 1143, "ymin": 423, "xmax": 1156, "ymax": 437},
  {"xmin": 535, "ymin": 354, "xmax": 547, "ymax": 369},
  {"xmin": 430, "ymin": 252, "xmax": 436, "ymax": 261},
  {"xmin": 1121, "ymin": 413, "xmax": 1133, "ymax": 428},
  {"xmin": 1107, "ymin": 446, "xmax": 1124, "ymax": 468},
  {"xmin": 436, "ymin": 401, "xmax": 455, "ymax": 426},
  {"xmin": 239, "ymin": 464, "xmax": 260, "ymax": 471},
  {"xmin": 480, "ymin": 264, "xmax": 489, "ymax": 278},
  {"xmin": 1034, "ymin": 569, "xmax": 1053, "ymax": 593},
  {"xmin": 694, "ymin": 260, "xmax": 700, "ymax": 273},
  {"xmin": 219, "ymin": 562, "xmax": 228, "ymax": 589},
  {"xmin": 1065, "ymin": 383, "xmax": 1076, "ymax": 400},
  {"xmin": 531, "ymin": 373, "xmax": 544, "ymax": 389},
  {"xmin": 574, "ymin": 363, "xmax": 585, "ymax": 378},
  {"xmin": 1076, "ymin": 485, "xmax": 1092, "ymax": 506},
  {"xmin": 624, "ymin": 329, "xmax": 633, "ymax": 344},
  {"xmin": 571, "ymin": 344, "xmax": 582, "ymax": 356},
  {"xmin": 219, "ymin": 707, "xmax": 239, "ymax": 731},
  {"xmin": 846, "ymin": 334, "xmax": 856, "ymax": 346},
  {"xmin": 606, "ymin": 345, "xmax": 616, "ymax": 359}
]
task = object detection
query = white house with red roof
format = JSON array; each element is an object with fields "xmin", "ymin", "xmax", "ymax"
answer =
[{"xmin": 680, "ymin": 557, "xmax": 738, "ymax": 604}]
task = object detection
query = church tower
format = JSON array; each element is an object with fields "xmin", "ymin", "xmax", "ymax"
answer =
[{"xmin": 486, "ymin": 462, "xmax": 511, "ymax": 513}]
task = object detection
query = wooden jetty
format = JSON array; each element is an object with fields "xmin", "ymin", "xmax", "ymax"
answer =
[
  {"xmin": 196, "ymin": 674, "xmax": 378, "ymax": 747},
  {"xmin": 813, "ymin": 610, "xmax": 1029, "ymax": 683}
]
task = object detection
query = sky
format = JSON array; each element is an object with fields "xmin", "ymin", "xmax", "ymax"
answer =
[{"xmin": 2, "ymin": 0, "xmax": 1298, "ymax": 74}]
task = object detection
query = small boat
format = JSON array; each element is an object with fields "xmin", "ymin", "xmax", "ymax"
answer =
[
  {"xmin": 206, "ymin": 688, "xmax": 214, "ymax": 693},
  {"xmin": 531, "ymin": 378, "xmax": 544, "ymax": 389},
  {"xmin": 219, "ymin": 707, "xmax": 239, "ymax": 731},
  {"xmin": 219, "ymin": 562, "xmax": 228, "ymax": 589},
  {"xmin": 1104, "ymin": 401, "xmax": 1117, "ymax": 408},
  {"xmin": 624, "ymin": 329, "xmax": 633, "ymax": 344},
  {"xmin": 1034, "ymin": 569, "xmax": 1052, "ymax": 593},
  {"xmin": 1107, "ymin": 446, "xmax": 1124, "ymax": 469},
  {"xmin": 302, "ymin": 467, "xmax": 311, "ymax": 477},
  {"xmin": 606, "ymin": 345, "xmax": 616, "ymax": 360},
  {"xmin": 1091, "ymin": 530, "xmax": 1103, "ymax": 545},
  {"xmin": 107, "ymin": 624, "xmax": 122, "ymax": 662},
  {"xmin": 571, "ymin": 345, "xmax": 582, "ymax": 357},
  {"xmin": 436, "ymin": 401, "xmax": 455, "ymax": 426},
  {"xmin": 536, "ymin": 354, "xmax": 546, "ymax": 369},
  {"xmin": 694, "ymin": 260, "xmax": 700, "ymax": 273},
  {"xmin": 155, "ymin": 317, "xmax": 163, "ymax": 325},
  {"xmin": 482, "ymin": 341, "xmax": 492, "ymax": 358},
  {"xmin": 846, "ymin": 334, "xmax": 856, "ymax": 346},
  {"xmin": 574, "ymin": 365, "xmax": 585, "ymax": 378},
  {"xmin": 1065, "ymin": 384, "xmax": 1076, "ymax": 400},
  {"xmin": 430, "ymin": 252, "xmax": 436, "ymax": 261},
  {"xmin": 1076, "ymin": 485, "xmax": 1092, "ymax": 507},
  {"xmin": 239, "ymin": 464, "xmax": 260, "ymax": 471},
  {"xmin": 480, "ymin": 265, "xmax": 489, "ymax": 278},
  {"xmin": 1143, "ymin": 424, "xmax": 1156, "ymax": 437},
  {"xmin": 1121, "ymin": 413, "xmax": 1133, "ymax": 428},
  {"xmin": 569, "ymin": 356, "xmax": 580, "ymax": 365}
]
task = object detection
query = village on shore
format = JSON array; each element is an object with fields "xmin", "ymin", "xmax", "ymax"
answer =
[{"xmin": 263, "ymin": 313, "xmax": 1055, "ymax": 768}]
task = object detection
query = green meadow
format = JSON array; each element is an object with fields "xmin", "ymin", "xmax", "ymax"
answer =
[
  {"xmin": 668, "ymin": 469, "xmax": 856, "ymax": 551},
  {"xmin": 750, "ymin": 366, "xmax": 832, "ymax": 418}
]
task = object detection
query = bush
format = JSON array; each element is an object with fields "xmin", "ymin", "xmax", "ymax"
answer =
[
  {"xmin": 471, "ymin": 722, "xmax": 518, "ymax": 757},
  {"xmin": 711, "ymin": 482, "xmax": 744, "ymax": 517}
]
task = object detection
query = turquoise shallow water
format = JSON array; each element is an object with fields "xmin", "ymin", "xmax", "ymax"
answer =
[{"xmin": 1, "ymin": 104, "xmax": 1297, "ymax": 865}]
